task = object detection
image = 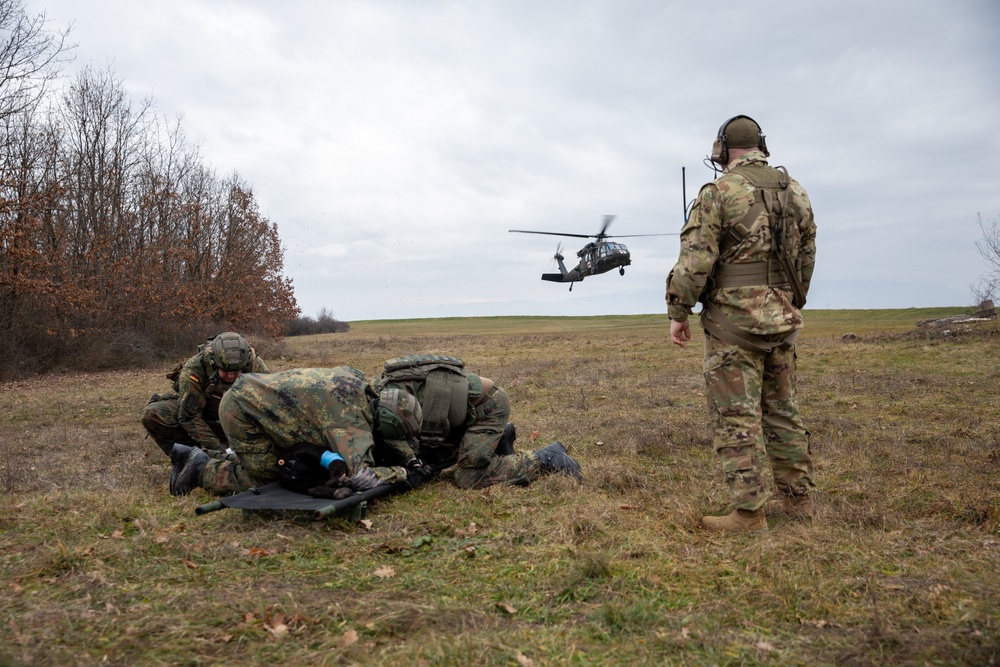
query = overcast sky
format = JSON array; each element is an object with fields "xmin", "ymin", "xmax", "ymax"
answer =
[{"xmin": 24, "ymin": 0, "xmax": 1000, "ymax": 321}]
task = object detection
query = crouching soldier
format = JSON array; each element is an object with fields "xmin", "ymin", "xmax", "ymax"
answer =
[
  {"xmin": 374, "ymin": 353, "xmax": 581, "ymax": 489},
  {"xmin": 168, "ymin": 367, "xmax": 424, "ymax": 496},
  {"xmin": 141, "ymin": 332, "xmax": 269, "ymax": 457}
]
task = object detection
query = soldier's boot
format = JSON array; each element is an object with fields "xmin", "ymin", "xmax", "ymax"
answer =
[
  {"xmin": 495, "ymin": 422, "xmax": 517, "ymax": 456},
  {"xmin": 170, "ymin": 443, "xmax": 194, "ymax": 467},
  {"xmin": 701, "ymin": 508, "xmax": 767, "ymax": 533},
  {"xmin": 169, "ymin": 443, "xmax": 209, "ymax": 496},
  {"xmin": 534, "ymin": 441, "xmax": 582, "ymax": 480},
  {"xmin": 151, "ymin": 436, "xmax": 176, "ymax": 458},
  {"xmin": 779, "ymin": 493, "xmax": 814, "ymax": 518}
]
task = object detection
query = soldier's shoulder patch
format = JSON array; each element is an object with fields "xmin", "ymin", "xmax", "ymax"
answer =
[{"xmin": 189, "ymin": 374, "xmax": 201, "ymax": 383}]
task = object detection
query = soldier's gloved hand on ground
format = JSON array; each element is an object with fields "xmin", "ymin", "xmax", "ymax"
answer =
[{"xmin": 404, "ymin": 458, "xmax": 433, "ymax": 489}]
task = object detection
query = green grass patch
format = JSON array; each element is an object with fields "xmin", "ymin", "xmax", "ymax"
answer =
[{"xmin": 1, "ymin": 311, "xmax": 998, "ymax": 665}]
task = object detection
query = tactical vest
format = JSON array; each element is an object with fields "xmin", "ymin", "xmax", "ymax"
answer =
[
  {"xmin": 376, "ymin": 354, "xmax": 473, "ymax": 445},
  {"xmin": 702, "ymin": 164, "xmax": 806, "ymax": 353}
]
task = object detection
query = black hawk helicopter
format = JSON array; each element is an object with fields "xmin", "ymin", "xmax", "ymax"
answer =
[{"xmin": 509, "ymin": 215, "xmax": 677, "ymax": 291}]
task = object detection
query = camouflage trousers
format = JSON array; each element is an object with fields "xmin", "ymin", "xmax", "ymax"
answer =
[
  {"xmin": 420, "ymin": 386, "xmax": 543, "ymax": 489},
  {"xmin": 453, "ymin": 451, "xmax": 544, "ymax": 489},
  {"xmin": 197, "ymin": 398, "xmax": 280, "ymax": 494},
  {"xmin": 140, "ymin": 396, "xmax": 226, "ymax": 457},
  {"xmin": 703, "ymin": 334, "xmax": 814, "ymax": 511}
]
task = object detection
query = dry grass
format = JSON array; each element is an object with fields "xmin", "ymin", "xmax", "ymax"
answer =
[{"xmin": 1, "ymin": 308, "xmax": 998, "ymax": 666}]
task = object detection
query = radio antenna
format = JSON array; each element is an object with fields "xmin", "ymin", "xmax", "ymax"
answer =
[{"xmin": 682, "ymin": 167, "xmax": 687, "ymax": 224}]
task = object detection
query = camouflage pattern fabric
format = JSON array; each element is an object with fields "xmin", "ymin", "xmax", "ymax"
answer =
[
  {"xmin": 665, "ymin": 150, "xmax": 816, "ymax": 333},
  {"xmin": 140, "ymin": 352, "xmax": 269, "ymax": 455},
  {"xmin": 381, "ymin": 370, "xmax": 543, "ymax": 489},
  {"xmin": 666, "ymin": 150, "xmax": 817, "ymax": 510},
  {"xmin": 705, "ymin": 335, "xmax": 814, "ymax": 510},
  {"xmin": 199, "ymin": 367, "xmax": 407, "ymax": 495},
  {"xmin": 141, "ymin": 396, "xmax": 227, "ymax": 456}
]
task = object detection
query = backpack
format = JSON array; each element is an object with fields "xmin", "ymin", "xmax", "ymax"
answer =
[{"xmin": 377, "ymin": 354, "xmax": 470, "ymax": 445}]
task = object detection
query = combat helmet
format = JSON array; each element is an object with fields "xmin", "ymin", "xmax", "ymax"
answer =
[
  {"xmin": 206, "ymin": 332, "xmax": 253, "ymax": 372},
  {"xmin": 376, "ymin": 387, "xmax": 422, "ymax": 445}
]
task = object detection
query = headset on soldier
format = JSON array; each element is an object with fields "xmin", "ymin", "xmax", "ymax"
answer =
[{"xmin": 710, "ymin": 115, "xmax": 769, "ymax": 167}]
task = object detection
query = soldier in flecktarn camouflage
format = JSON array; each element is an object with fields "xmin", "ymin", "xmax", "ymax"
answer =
[
  {"xmin": 666, "ymin": 115, "xmax": 817, "ymax": 533},
  {"xmin": 167, "ymin": 367, "xmax": 425, "ymax": 497},
  {"xmin": 141, "ymin": 332, "xmax": 269, "ymax": 457},
  {"xmin": 374, "ymin": 353, "xmax": 582, "ymax": 489}
]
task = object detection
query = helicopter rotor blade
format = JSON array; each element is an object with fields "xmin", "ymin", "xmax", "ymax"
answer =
[
  {"xmin": 549, "ymin": 242, "xmax": 564, "ymax": 267},
  {"xmin": 604, "ymin": 233, "xmax": 679, "ymax": 238},
  {"xmin": 597, "ymin": 214, "xmax": 616, "ymax": 238},
  {"xmin": 509, "ymin": 229, "xmax": 593, "ymax": 239}
]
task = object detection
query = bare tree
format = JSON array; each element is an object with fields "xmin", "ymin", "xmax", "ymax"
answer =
[
  {"xmin": 973, "ymin": 213, "xmax": 1000, "ymax": 305},
  {"xmin": 0, "ymin": 0, "xmax": 73, "ymax": 122}
]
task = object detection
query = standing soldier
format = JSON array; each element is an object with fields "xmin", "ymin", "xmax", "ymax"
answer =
[
  {"xmin": 666, "ymin": 115, "xmax": 817, "ymax": 532},
  {"xmin": 141, "ymin": 332, "xmax": 269, "ymax": 456},
  {"xmin": 373, "ymin": 353, "xmax": 581, "ymax": 489}
]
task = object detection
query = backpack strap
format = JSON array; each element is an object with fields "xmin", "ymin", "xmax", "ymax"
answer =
[{"xmin": 719, "ymin": 191, "xmax": 768, "ymax": 257}]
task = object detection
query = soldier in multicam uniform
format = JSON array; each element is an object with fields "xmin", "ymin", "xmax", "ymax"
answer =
[
  {"xmin": 167, "ymin": 367, "xmax": 424, "ymax": 496},
  {"xmin": 373, "ymin": 354, "xmax": 582, "ymax": 489},
  {"xmin": 141, "ymin": 332, "xmax": 269, "ymax": 457},
  {"xmin": 666, "ymin": 115, "xmax": 817, "ymax": 532}
]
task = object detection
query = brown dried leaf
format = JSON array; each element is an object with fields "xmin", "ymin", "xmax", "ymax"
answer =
[
  {"xmin": 373, "ymin": 566, "xmax": 395, "ymax": 578},
  {"xmin": 338, "ymin": 628, "xmax": 359, "ymax": 648},
  {"xmin": 516, "ymin": 652, "xmax": 535, "ymax": 667},
  {"xmin": 266, "ymin": 621, "xmax": 289, "ymax": 640}
]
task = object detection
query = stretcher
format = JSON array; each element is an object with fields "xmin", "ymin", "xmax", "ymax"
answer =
[{"xmin": 194, "ymin": 479, "xmax": 408, "ymax": 521}]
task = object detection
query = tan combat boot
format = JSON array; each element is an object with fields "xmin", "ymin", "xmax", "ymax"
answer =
[
  {"xmin": 701, "ymin": 508, "xmax": 767, "ymax": 533},
  {"xmin": 779, "ymin": 493, "xmax": 814, "ymax": 518}
]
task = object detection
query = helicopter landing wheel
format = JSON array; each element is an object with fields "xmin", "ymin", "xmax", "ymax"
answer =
[{"xmin": 619, "ymin": 267, "xmax": 625, "ymax": 276}]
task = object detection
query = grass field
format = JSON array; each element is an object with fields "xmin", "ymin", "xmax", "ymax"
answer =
[{"xmin": 1, "ymin": 308, "xmax": 998, "ymax": 666}]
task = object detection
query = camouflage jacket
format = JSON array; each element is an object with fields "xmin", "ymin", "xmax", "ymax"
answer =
[
  {"xmin": 665, "ymin": 151, "xmax": 816, "ymax": 335},
  {"xmin": 222, "ymin": 367, "xmax": 404, "ymax": 480},
  {"xmin": 175, "ymin": 351, "xmax": 269, "ymax": 450}
]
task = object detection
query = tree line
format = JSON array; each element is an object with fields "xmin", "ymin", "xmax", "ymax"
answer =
[{"xmin": 0, "ymin": 1, "xmax": 301, "ymax": 378}]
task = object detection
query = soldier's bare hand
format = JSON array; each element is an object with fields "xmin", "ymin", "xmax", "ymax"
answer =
[{"xmin": 670, "ymin": 319, "xmax": 691, "ymax": 348}]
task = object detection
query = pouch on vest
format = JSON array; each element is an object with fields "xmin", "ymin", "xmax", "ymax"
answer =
[{"xmin": 376, "ymin": 354, "xmax": 470, "ymax": 446}]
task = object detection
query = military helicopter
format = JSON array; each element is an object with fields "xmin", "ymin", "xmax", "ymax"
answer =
[{"xmin": 509, "ymin": 215, "xmax": 676, "ymax": 291}]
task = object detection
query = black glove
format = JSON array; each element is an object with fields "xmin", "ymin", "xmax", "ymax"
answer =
[
  {"xmin": 405, "ymin": 458, "xmax": 433, "ymax": 489},
  {"xmin": 306, "ymin": 482, "xmax": 354, "ymax": 500},
  {"xmin": 276, "ymin": 443, "xmax": 334, "ymax": 493}
]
